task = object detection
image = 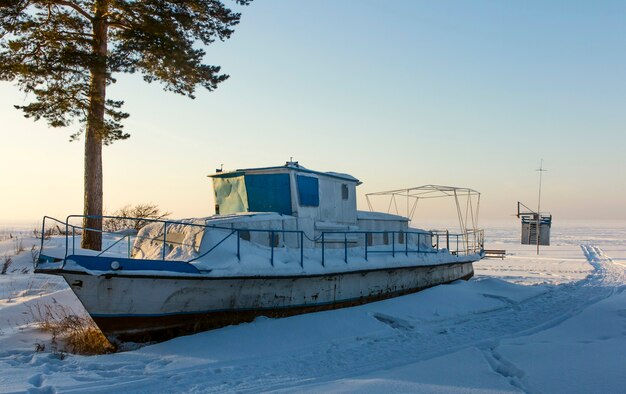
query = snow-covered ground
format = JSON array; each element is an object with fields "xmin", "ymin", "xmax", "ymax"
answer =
[{"xmin": 0, "ymin": 223, "xmax": 624, "ymax": 393}]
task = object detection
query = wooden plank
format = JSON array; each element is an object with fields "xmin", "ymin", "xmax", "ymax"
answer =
[{"xmin": 483, "ymin": 249, "xmax": 506, "ymax": 259}]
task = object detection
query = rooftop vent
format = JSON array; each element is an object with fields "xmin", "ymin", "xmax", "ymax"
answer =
[{"xmin": 285, "ymin": 158, "xmax": 300, "ymax": 167}]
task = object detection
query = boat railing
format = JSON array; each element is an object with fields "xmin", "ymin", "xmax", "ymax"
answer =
[
  {"xmin": 431, "ymin": 229, "xmax": 485, "ymax": 257},
  {"xmin": 319, "ymin": 229, "xmax": 484, "ymax": 266},
  {"xmin": 36, "ymin": 215, "xmax": 484, "ymax": 270}
]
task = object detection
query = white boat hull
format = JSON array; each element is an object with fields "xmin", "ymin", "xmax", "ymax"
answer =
[{"xmin": 59, "ymin": 260, "xmax": 474, "ymax": 342}]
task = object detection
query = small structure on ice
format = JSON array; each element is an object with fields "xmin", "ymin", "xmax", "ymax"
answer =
[{"xmin": 517, "ymin": 201, "xmax": 552, "ymax": 246}]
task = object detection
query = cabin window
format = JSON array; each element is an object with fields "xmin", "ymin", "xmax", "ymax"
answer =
[
  {"xmin": 342, "ymin": 184, "xmax": 349, "ymax": 200},
  {"xmin": 367, "ymin": 233, "xmax": 373, "ymax": 246},
  {"xmin": 213, "ymin": 174, "xmax": 248, "ymax": 215},
  {"xmin": 239, "ymin": 230, "xmax": 250, "ymax": 241},
  {"xmin": 297, "ymin": 175, "xmax": 319, "ymax": 207},
  {"xmin": 383, "ymin": 232, "xmax": 389, "ymax": 245},
  {"xmin": 399, "ymin": 231, "xmax": 405, "ymax": 244},
  {"xmin": 244, "ymin": 174, "xmax": 292, "ymax": 215}
]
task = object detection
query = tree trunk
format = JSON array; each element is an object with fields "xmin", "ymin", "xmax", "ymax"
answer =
[{"xmin": 81, "ymin": 2, "xmax": 108, "ymax": 251}]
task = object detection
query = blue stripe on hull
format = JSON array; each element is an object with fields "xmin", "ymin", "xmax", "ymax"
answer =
[{"xmin": 68, "ymin": 254, "xmax": 200, "ymax": 273}]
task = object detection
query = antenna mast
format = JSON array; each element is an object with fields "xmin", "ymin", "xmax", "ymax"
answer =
[{"xmin": 536, "ymin": 159, "xmax": 547, "ymax": 255}]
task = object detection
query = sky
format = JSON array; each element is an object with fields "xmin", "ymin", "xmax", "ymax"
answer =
[{"xmin": 1, "ymin": 0, "xmax": 625, "ymax": 226}]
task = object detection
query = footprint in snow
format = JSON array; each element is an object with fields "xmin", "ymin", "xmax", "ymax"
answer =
[
  {"xmin": 28, "ymin": 373, "xmax": 43, "ymax": 387},
  {"xmin": 144, "ymin": 358, "xmax": 172, "ymax": 371},
  {"xmin": 371, "ymin": 312, "xmax": 414, "ymax": 331}
]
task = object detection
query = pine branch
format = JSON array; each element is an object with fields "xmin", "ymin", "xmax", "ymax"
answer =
[
  {"xmin": 57, "ymin": 29, "xmax": 95, "ymax": 40},
  {"xmin": 45, "ymin": 0, "xmax": 93, "ymax": 22},
  {"xmin": 106, "ymin": 21, "xmax": 130, "ymax": 30}
]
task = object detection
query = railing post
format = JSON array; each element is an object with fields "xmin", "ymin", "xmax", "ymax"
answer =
[
  {"xmin": 473, "ymin": 231, "xmax": 477, "ymax": 254},
  {"xmin": 270, "ymin": 231, "xmax": 274, "ymax": 267},
  {"xmin": 365, "ymin": 233, "xmax": 368, "ymax": 261},
  {"xmin": 481, "ymin": 230, "xmax": 484, "ymax": 251},
  {"xmin": 446, "ymin": 230, "xmax": 450, "ymax": 251},
  {"xmin": 321, "ymin": 233, "xmax": 325, "ymax": 267},
  {"xmin": 405, "ymin": 232, "xmax": 408, "ymax": 256},
  {"xmin": 392, "ymin": 231, "xmax": 395, "ymax": 257},
  {"xmin": 237, "ymin": 230, "xmax": 240, "ymax": 261},
  {"xmin": 436, "ymin": 233, "xmax": 439, "ymax": 251},
  {"xmin": 64, "ymin": 220, "xmax": 69, "ymax": 260},
  {"xmin": 300, "ymin": 232, "xmax": 304, "ymax": 268},
  {"xmin": 72, "ymin": 227, "xmax": 75, "ymax": 254},
  {"xmin": 344, "ymin": 233, "xmax": 348, "ymax": 263},
  {"xmin": 162, "ymin": 222, "xmax": 167, "ymax": 260},
  {"xmin": 127, "ymin": 234, "xmax": 131, "ymax": 258},
  {"xmin": 39, "ymin": 218, "xmax": 46, "ymax": 262},
  {"xmin": 417, "ymin": 233, "xmax": 421, "ymax": 253},
  {"xmin": 456, "ymin": 235, "xmax": 459, "ymax": 255}
]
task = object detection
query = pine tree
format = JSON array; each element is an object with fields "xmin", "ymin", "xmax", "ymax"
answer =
[{"xmin": 0, "ymin": 0, "xmax": 251, "ymax": 250}]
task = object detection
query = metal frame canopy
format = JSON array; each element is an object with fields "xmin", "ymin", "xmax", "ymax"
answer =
[{"xmin": 365, "ymin": 185, "xmax": 481, "ymax": 236}]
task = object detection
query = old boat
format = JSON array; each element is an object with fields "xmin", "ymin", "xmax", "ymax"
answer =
[{"xmin": 35, "ymin": 162, "xmax": 484, "ymax": 342}]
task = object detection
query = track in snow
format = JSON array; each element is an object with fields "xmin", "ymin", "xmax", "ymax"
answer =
[{"xmin": 10, "ymin": 245, "xmax": 626, "ymax": 393}]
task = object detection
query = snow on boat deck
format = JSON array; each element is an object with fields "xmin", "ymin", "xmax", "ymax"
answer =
[{"xmin": 38, "ymin": 232, "xmax": 479, "ymax": 277}]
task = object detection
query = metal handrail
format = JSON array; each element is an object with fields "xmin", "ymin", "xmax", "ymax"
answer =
[
  {"xmin": 37, "ymin": 215, "xmax": 484, "ymax": 270},
  {"xmin": 317, "ymin": 229, "xmax": 484, "ymax": 265}
]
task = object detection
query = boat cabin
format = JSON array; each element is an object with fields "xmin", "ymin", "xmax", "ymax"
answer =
[
  {"xmin": 130, "ymin": 163, "xmax": 430, "ymax": 259},
  {"xmin": 210, "ymin": 161, "xmax": 360, "ymax": 226},
  {"xmin": 206, "ymin": 162, "xmax": 410, "ymax": 248}
]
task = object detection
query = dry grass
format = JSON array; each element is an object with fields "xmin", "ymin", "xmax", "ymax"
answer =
[
  {"xmin": 1, "ymin": 255, "xmax": 12, "ymax": 275},
  {"xmin": 30, "ymin": 245, "xmax": 39, "ymax": 266},
  {"xmin": 33, "ymin": 226, "xmax": 71, "ymax": 240},
  {"xmin": 28, "ymin": 301, "xmax": 116, "ymax": 355},
  {"xmin": 14, "ymin": 238, "xmax": 24, "ymax": 255}
]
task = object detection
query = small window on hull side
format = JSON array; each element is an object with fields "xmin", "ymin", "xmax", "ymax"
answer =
[
  {"xmin": 269, "ymin": 232, "xmax": 280, "ymax": 247},
  {"xmin": 239, "ymin": 230, "xmax": 250, "ymax": 241}
]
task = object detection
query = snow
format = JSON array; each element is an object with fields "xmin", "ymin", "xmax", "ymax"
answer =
[
  {"xmin": 289, "ymin": 347, "xmax": 519, "ymax": 393},
  {"xmin": 496, "ymin": 290, "xmax": 626, "ymax": 393},
  {"xmin": 0, "ymin": 223, "xmax": 625, "ymax": 393},
  {"xmin": 476, "ymin": 244, "xmax": 593, "ymax": 285}
]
